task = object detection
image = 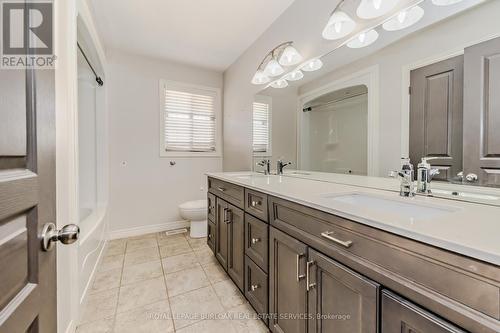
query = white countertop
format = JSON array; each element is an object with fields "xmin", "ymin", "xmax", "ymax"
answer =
[{"xmin": 206, "ymin": 171, "xmax": 500, "ymax": 266}]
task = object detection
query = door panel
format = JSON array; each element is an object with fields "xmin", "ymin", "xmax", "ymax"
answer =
[
  {"xmin": 227, "ymin": 203, "xmax": 244, "ymax": 291},
  {"xmin": 308, "ymin": 249, "xmax": 379, "ymax": 333},
  {"xmin": 0, "ymin": 63, "xmax": 56, "ymax": 333},
  {"xmin": 269, "ymin": 226, "xmax": 308, "ymax": 333},
  {"xmin": 215, "ymin": 198, "xmax": 229, "ymax": 269},
  {"xmin": 463, "ymin": 36, "xmax": 500, "ymax": 186},
  {"xmin": 410, "ymin": 55, "xmax": 464, "ymax": 182},
  {"xmin": 381, "ymin": 290, "xmax": 465, "ymax": 333}
]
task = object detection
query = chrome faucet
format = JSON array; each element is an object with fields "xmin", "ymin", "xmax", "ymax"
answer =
[
  {"xmin": 416, "ymin": 157, "xmax": 440, "ymax": 196},
  {"xmin": 256, "ymin": 159, "xmax": 271, "ymax": 175},
  {"xmin": 276, "ymin": 159, "xmax": 292, "ymax": 175},
  {"xmin": 389, "ymin": 158, "xmax": 415, "ymax": 197}
]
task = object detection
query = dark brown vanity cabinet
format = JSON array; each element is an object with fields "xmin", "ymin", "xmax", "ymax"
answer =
[
  {"xmin": 381, "ymin": 291, "xmax": 465, "ymax": 333},
  {"xmin": 214, "ymin": 197, "xmax": 245, "ymax": 291},
  {"xmin": 269, "ymin": 227, "xmax": 309, "ymax": 333},
  {"xmin": 308, "ymin": 249, "xmax": 379, "ymax": 333},
  {"xmin": 269, "ymin": 226, "xmax": 379, "ymax": 333}
]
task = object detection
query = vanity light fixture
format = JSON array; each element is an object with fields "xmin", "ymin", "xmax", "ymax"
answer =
[
  {"xmin": 431, "ymin": 0, "xmax": 463, "ymax": 5},
  {"xmin": 279, "ymin": 46, "xmax": 303, "ymax": 66},
  {"xmin": 251, "ymin": 70, "xmax": 271, "ymax": 85},
  {"xmin": 284, "ymin": 70, "xmax": 304, "ymax": 81},
  {"xmin": 251, "ymin": 41, "xmax": 303, "ymax": 85},
  {"xmin": 270, "ymin": 79, "xmax": 289, "ymax": 89},
  {"xmin": 382, "ymin": 5, "xmax": 424, "ymax": 31},
  {"xmin": 322, "ymin": 11, "xmax": 356, "ymax": 40},
  {"xmin": 264, "ymin": 59, "xmax": 284, "ymax": 77},
  {"xmin": 347, "ymin": 29, "xmax": 379, "ymax": 48},
  {"xmin": 357, "ymin": 0, "xmax": 400, "ymax": 19},
  {"xmin": 301, "ymin": 58, "xmax": 323, "ymax": 72}
]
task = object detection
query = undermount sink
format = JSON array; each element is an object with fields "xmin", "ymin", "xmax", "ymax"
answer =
[{"xmin": 322, "ymin": 193, "xmax": 459, "ymax": 220}]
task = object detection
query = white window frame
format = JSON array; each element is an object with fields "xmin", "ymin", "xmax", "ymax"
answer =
[
  {"xmin": 253, "ymin": 95, "xmax": 272, "ymax": 157},
  {"xmin": 159, "ymin": 79, "xmax": 222, "ymax": 157}
]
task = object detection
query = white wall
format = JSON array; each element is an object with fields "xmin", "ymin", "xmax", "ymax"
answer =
[
  {"xmin": 107, "ymin": 51, "xmax": 223, "ymax": 237},
  {"xmin": 223, "ymin": 0, "xmax": 500, "ymax": 173}
]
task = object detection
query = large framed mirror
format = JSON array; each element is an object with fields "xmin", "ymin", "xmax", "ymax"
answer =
[{"xmin": 252, "ymin": 0, "xmax": 500, "ymax": 204}]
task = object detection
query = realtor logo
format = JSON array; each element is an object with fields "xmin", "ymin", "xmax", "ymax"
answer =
[{"xmin": 1, "ymin": 1, "xmax": 56, "ymax": 68}]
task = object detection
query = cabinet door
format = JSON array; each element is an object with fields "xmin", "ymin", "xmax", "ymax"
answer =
[
  {"xmin": 269, "ymin": 227, "xmax": 308, "ymax": 333},
  {"xmin": 308, "ymin": 249, "xmax": 379, "ymax": 333},
  {"xmin": 215, "ymin": 198, "xmax": 229, "ymax": 269},
  {"xmin": 227, "ymin": 203, "xmax": 245, "ymax": 291},
  {"xmin": 381, "ymin": 290, "xmax": 465, "ymax": 333}
]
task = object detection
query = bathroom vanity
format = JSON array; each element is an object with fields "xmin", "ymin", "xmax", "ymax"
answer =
[{"xmin": 206, "ymin": 173, "xmax": 500, "ymax": 333}]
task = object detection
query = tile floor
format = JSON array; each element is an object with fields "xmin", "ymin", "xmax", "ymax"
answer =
[{"xmin": 76, "ymin": 231, "xmax": 269, "ymax": 333}]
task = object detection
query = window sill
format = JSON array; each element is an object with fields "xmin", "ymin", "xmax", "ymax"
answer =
[{"xmin": 160, "ymin": 151, "xmax": 222, "ymax": 158}]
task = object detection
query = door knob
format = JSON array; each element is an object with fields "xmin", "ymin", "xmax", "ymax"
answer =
[
  {"xmin": 41, "ymin": 223, "xmax": 80, "ymax": 251},
  {"xmin": 465, "ymin": 173, "xmax": 478, "ymax": 182}
]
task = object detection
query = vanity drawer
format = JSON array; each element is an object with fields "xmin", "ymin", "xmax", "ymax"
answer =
[
  {"xmin": 245, "ymin": 214, "xmax": 268, "ymax": 272},
  {"xmin": 245, "ymin": 255, "xmax": 269, "ymax": 323},
  {"xmin": 208, "ymin": 177, "xmax": 244, "ymax": 208},
  {"xmin": 207, "ymin": 192, "xmax": 216, "ymax": 222},
  {"xmin": 207, "ymin": 220, "xmax": 216, "ymax": 253},
  {"xmin": 269, "ymin": 195, "xmax": 500, "ymax": 329},
  {"xmin": 244, "ymin": 189, "xmax": 268, "ymax": 221}
]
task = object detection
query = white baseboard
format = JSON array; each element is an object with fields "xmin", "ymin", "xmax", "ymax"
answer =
[{"xmin": 108, "ymin": 220, "xmax": 190, "ymax": 240}]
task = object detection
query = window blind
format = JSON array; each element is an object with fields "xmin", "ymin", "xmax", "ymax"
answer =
[
  {"xmin": 163, "ymin": 86, "xmax": 216, "ymax": 152},
  {"xmin": 253, "ymin": 101, "xmax": 270, "ymax": 153}
]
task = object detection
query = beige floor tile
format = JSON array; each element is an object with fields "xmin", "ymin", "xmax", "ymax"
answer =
[
  {"xmin": 121, "ymin": 260, "xmax": 163, "ymax": 285},
  {"xmin": 165, "ymin": 266, "xmax": 210, "ymax": 297},
  {"xmin": 195, "ymin": 247, "xmax": 217, "ymax": 266},
  {"xmin": 91, "ymin": 268, "xmax": 122, "ymax": 293},
  {"xmin": 169, "ymin": 286, "xmax": 225, "ymax": 329},
  {"xmin": 176, "ymin": 318, "xmax": 236, "ymax": 333},
  {"xmin": 126, "ymin": 238, "xmax": 158, "ymax": 252},
  {"xmin": 117, "ymin": 276, "xmax": 167, "ymax": 313},
  {"xmin": 187, "ymin": 237, "xmax": 208, "ymax": 250},
  {"xmin": 104, "ymin": 240, "xmax": 126, "ymax": 257},
  {"xmin": 81, "ymin": 288, "xmax": 119, "ymax": 324},
  {"xmin": 76, "ymin": 317, "xmax": 114, "ymax": 333},
  {"xmin": 227, "ymin": 303, "xmax": 269, "ymax": 333},
  {"xmin": 159, "ymin": 241, "xmax": 192, "ymax": 258},
  {"xmin": 114, "ymin": 300, "xmax": 174, "ymax": 333},
  {"xmin": 213, "ymin": 280, "xmax": 245, "ymax": 309},
  {"xmin": 98, "ymin": 254, "xmax": 124, "ymax": 272},
  {"xmin": 161, "ymin": 252, "xmax": 200, "ymax": 274},
  {"xmin": 124, "ymin": 247, "xmax": 160, "ymax": 266},
  {"xmin": 202, "ymin": 262, "xmax": 228, "ymax": 284}
]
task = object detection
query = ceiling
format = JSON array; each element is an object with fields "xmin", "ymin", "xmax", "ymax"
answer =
[{"xmin": 88, "ymin": 0, "xmax": 295, "ymax": 71}]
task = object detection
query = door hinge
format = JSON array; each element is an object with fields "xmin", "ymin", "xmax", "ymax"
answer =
[{"xmin": 408, "ymin": 86, "xmax": 412, "ymax": 95}]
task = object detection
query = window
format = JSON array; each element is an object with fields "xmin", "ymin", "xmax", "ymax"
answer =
[
  {"xmin": 160, "ymin": 80, "xmax": 221, "ymax": 157},
  {"xmin": 253, "ymin": 95, "xmax": 272, "ymax": 156}
]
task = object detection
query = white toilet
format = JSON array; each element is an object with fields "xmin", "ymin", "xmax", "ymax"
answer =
[{"xmin": 179, "ymin": 200, "xmax": 207, "ymax": 238}]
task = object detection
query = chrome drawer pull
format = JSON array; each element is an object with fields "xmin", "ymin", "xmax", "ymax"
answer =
[
  {"xmin": 251, "ymin": 238, "xmax": 261, "ymax": 244},
  {"xmin": 296, "ymin": 253, "xmax": 305, "ymax": 282},
  {"xmin": 320, "ymin": 231, "xmax": 353, "ymax": 248},
  {"xmin": 251, "ymin": 284, "xmax": 260, "ymax": 291},
  {"xmin": 217, "ymin": 187, "xmax": 226, "ymax": 192},
  {"xmin": 306, "ymin": 260, "xmax": 316, "ymax": 291},
  {"xmin": 251, "ymin": 200, "xmax": 262, "ymax": 207}
]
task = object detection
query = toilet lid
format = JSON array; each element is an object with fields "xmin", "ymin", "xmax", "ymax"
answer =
[{"xmin": 179, "ymin": 199, "xmax": 207, "ymax": 210}]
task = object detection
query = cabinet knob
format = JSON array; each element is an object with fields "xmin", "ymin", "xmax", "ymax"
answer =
[
  {"xmin": 251, "ymin": 200, "xmax": 261, "ymax": 207},
  {"xmin": 251, "ymin": 238, "xmax": 260, "ymax": 244},
  {"xmin": 250, "ymin": 284, "xmax": 260, "ymax": 291}
]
